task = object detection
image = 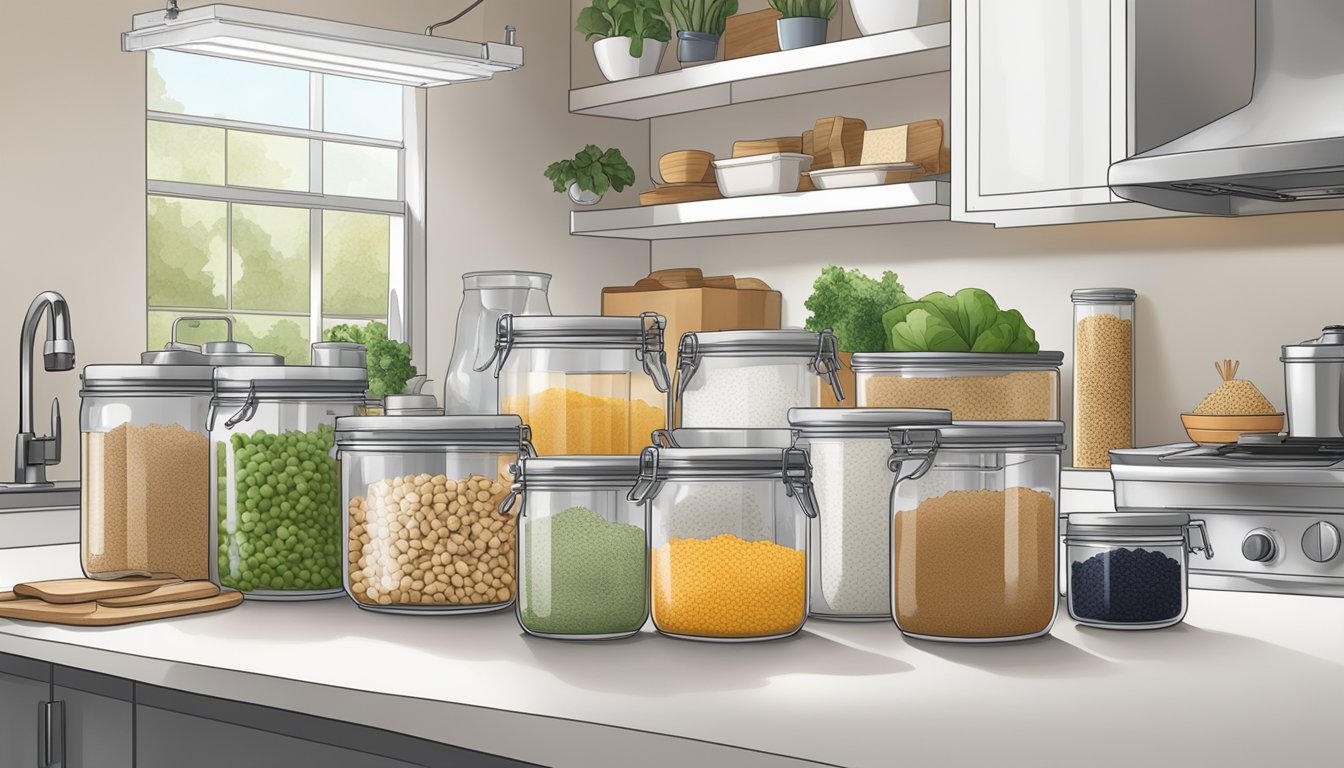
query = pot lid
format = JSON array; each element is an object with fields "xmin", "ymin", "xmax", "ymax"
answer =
[
  {"xmin": 849, "ymin": 351, "xmax": 1064, "ymax": 369},
  {"xmin": 81, "ymin": 364, "xmax": 214, "ymax": 393},
  {"xmin": 789, "ymin": 408, "xmax": 952, "ymax": 437},
  {"xmin": 214, "ymin": 365, "xmax": 368, "ymax": 396},
  {"xmin": 335, "ymin": 414, "xmax": 528, "ymax": 451},
  {"xmin": 140, "ymin": 315, "xmax": 283, "ymax": 366},
  {"xmin": 512, "ymin": 455, "xmax": 641, "ymax": 489},
  {"xmin": 1071, "ymin": 287, "xmax": 1137, "ymax": 303},
  {"xmin": 1282, "ymin": 326, "xmax": 1344, "ymax": 361}
]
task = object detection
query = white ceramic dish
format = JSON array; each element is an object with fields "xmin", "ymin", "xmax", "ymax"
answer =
[
  {"xmin": 850, "ymin": 0, "xmax": 950, "ymax": 36},
  {"xmin": 806, "ymin": 163, "xmax": 923, "ymax": 189},
  {"xmin": 712, "ymin": 153, "xmax": 813, "ymax": 197}
]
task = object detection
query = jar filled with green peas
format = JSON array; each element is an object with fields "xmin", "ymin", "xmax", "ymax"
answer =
[{"xmin": 209, "ymin": 365, "xmax": 367, "ymax": 600}]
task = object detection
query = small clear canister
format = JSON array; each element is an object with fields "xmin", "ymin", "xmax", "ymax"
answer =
[{"xmin": 1071, "ymin": 288, "xmax": 1137, "ymax": 469}]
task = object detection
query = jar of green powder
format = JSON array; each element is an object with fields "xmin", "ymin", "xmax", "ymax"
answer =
[{"xmin": 508, "ymin": 455, "xmax": 648, "ymax": 640}]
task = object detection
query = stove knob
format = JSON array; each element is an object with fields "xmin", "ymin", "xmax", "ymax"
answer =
[
  {"xmin": 1241, "ymin": 530, "xmax": 1277, "ymax": 563},
  {"xmin": 1302, "ymin": 522, "xmax": 1342, "ymax": 563}
]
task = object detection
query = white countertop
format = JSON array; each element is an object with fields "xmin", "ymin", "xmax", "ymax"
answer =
[{"xmin": 1, "ymin": 545, "xmax": 1342, "ymax": 767}]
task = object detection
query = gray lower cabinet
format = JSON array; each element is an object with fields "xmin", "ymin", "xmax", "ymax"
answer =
[
  {"xmin": 0, "ymin": 655, "xmax": 50, "ymax": 768},
  {"xmin": 52, "ymin": 667, "xmax": 133, "ymax": 768}
]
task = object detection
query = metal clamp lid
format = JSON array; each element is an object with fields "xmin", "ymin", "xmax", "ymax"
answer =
[
  {"xmin": 502, "ymin": 454, "xmax": 643, "ymax": 515},
  {"xmin": 1071, "ymin": 287, "xmax": 1137, "ymax": 304},
  {"xmin": 675, "ymin": 329, "xmax": 843, "ymax": 401},
  {"xmin": 1067, "ymin": 512, "xmax": 1214, "ymax": 559},
  {"xmin": 478, "ymin": 313, "xmax": 670, "ymax": 394},
  {"xmin": 627, "ymin": 444, "xmax": 818, "ymax": 518},
  {"xmin": 887, "ymin": 428, "xmax": 941, "ymax": 482}
]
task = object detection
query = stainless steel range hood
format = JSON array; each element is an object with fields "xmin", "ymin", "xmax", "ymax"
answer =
[
  {"xmin": 123, "ymin": 4, "xmax": 522, "ymax": 88},
  {"xmin": 1110, "ymin": 0, "xmax": 1344, "ymax": 215}
]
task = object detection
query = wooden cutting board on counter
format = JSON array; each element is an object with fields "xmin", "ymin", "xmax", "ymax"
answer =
[
  {"xmin": 14, "ymin": 577, "xmax": 181, "ymax": 604},
  {"xmin": 97, "ymin": 581, "xmax": 219, "ymax": 607},
  {"xmin": 0, "ymin": 592, "xmax": 242, "ymax": 626}
]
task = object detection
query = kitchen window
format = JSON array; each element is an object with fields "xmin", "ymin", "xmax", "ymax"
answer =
[{"xmin": 144, "ymin": 50, "xmax": 422, "ymax": 363}]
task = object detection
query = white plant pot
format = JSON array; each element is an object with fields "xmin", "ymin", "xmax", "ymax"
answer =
[
  {"xmin": 568, "ymin": 182, "xmax": 602, "ymax": 206},
  {"xmin": 592, "ymin": 36, "xmax": 666, "ymax": 81},
  {"xmin": 850, "ymin": 0, "xmax": 950, "ymax": 36}
]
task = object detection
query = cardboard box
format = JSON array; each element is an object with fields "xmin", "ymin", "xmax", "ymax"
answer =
[{"xmin": 602, "ymin": 283, "xmax": 782, "ymax": 355}]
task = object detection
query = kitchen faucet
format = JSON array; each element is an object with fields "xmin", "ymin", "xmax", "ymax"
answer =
[{"xmin": 8, "ymin": 291, "xmax": 74, "ymax": 486}]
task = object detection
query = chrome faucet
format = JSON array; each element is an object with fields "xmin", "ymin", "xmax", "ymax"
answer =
[{"xmin": 12, "ymin": 291, "xmax": 74, "ymax": 486}]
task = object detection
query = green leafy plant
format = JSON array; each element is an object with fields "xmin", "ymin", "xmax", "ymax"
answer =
[
  {"xmin": 544, "ymin": 145, "xmax": 637, "ymax": 197},
  {"xmin": 803, "ymin": 266, "xmax": 911, "ymax": 353},
  {"xmin": 659, "ymin": 0, "xmax": 739, "ymax": 36},
  {"xmin": 767, "ymin": 0, "xmax": 837, "ymax": 19},
  {"xmin": 577, "ymin": 0, "xmax": 673, "ymax": 57},
  {"xmin": 881, "ymin": 288, "xmax": 1040, "ymax": 353},
  {"xmin": 323, "ymin": 321, "xmax": 417, "ymax": 399}
]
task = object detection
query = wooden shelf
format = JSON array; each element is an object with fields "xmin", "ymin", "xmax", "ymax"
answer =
[
  {"xmin": 569, "ymin": 23, "xmax": 951, "ymax": 120},
  {"xmin": 570, "ymin": 180, "xmax": 950, "ymax": 240}
]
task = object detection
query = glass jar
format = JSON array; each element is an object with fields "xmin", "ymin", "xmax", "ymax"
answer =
[
  {"xmin": 677, "ymin": 330, "xmax": 843, "ymax": 429},
  {"xmin": 509, "ymin": 455, "xmax": 647, "ymax": 639},
  {"xmin": 852, "ymin": 352, "xmax": 1062, "ymax": 420},
  {"xmin": 630, "ymin": 443, "xmax": 819, "ymax": 642},
  {"xmin": 1071, "ymin": 289, "xmax": 1137, "ymax": 469},
  {"xmin": 335, "ymin": 415, "xmax": 531, "ymax": 614},
  {"xmin": 209, "ymin": 365, "xmax": 367, "ymax": 599},
  {"xmin": 443, "ymin": 271, "xmax": 552, "ymax": 416},
  {"xmin": 888, "ymin": 420, "xmax": 1065, "ymax": 642},
  {"xmin": 789, "ymin": 408, "xmax": 952, "ymax": 621},
  {"xmin": 486, "ymin": 314, "xmax": 671, "ymax": 456},
  {"xmin": 1065, "ymin": 512, "xmax": 1211, "ymax": 630}
]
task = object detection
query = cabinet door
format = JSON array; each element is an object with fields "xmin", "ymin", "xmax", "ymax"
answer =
[
  {"xmin": 0, "ymin": 655, "xmax": 51, "ymax": 768},
  {"xmin": 52, "ymin": 668, "xmax": 133, "ymax": 768}
]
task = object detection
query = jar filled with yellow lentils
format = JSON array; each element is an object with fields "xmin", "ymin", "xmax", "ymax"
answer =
[
  {"xmin": 629, "ymin": 442, "xmax": 819, "ymax": 642},
  {"xmin": 334, "ymin": 415, "xmax": 533, "ymax": 614}
]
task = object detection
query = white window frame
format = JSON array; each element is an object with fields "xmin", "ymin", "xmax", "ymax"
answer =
[{"xmin": 145, "ymin": 67, "xmax": 426, "ymax": 363}]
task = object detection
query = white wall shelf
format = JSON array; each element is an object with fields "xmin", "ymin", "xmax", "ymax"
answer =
[
  {"xmin": 570, "ymin": 180, "xmax": 949, "ymax": 240},
  {"xmin": 569, "ymin": 23, "xmax": 951, "ymax": 120}
]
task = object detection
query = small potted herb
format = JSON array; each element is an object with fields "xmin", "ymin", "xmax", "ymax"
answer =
[
  {"xmin": 659, "ymin": 0, "xmax": 739, "ymax": 65},
  {"xmin": 544, "ymin": 145, "xmax": 637, "ymax": 206},
  {"xmin": 768, "ymin": 0, "xmax": 836, "ymax": 50},
  {"xmin": 577, "ymin": 0, "xmax": 673, "ymax": 81}
]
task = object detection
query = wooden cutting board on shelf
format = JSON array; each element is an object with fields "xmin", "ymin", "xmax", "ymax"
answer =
[
  {"xmin": 732, "ymin": 137, "xmax": 804, "ymax": 158},
  {"xmin": 13, "ymin": 577, "xmax": 181, "ymax": 604},
  {"xmin": 0, "ymin": 592, "xmax": 243, "ymax": 626},
  {"xmin": 813, "ymin": 116, "xmax": 868, "ymax": 169},
  {"xmin": 640, "ymin": 183, "xmax": 722, "ymax": 206},
  {"xmin": 724, "ymin": 8, "xmax": 782, "ymax": 60}
]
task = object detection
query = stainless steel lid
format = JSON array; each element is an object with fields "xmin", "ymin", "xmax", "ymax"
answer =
[
  {"xmin": 849, "ymin": 351, "xmax": 1064, "ymax": 369},
  {"xmin": 1282, "ymin": 326, "xmax": 1344, "ymax": 362},
  {"xmin": 1066, "ymin": 510, "xmax": 1213, "ymax": 557},
  {"xmin": 383, "ymin": 394, "xmax": 443, "ymax": 416},
  {"xmin": 512, "ymin": 454, "xmax": 641, "ymax": 489},
  {"xmin": 81, "ymin": 364, "xmax": 214, "ymax": 393},
  {"xmin": 663, "ymin": 428, "xmax": 795, "ymax": 448},
  {"xmin": 335, "ymin": 414, "xmax": 530, "ymax": 452},
  {"xmin": 788, "ymin": 408, "xmax": 952, "ymax": 438},
  {"xmin": 213, "ymin": 365, "xmax": 368, "ymax": 397},
  {"xmin": 628, "ymin": 444, "xmax": 818, "ymax": 517},
  {"xmin": 1068, "ymin": 512, "xmax": 1190, "ymax": 528},
  {"xmin": 1071, "ymin": 287, "xmax": 1137, "ymax": 303},
  {"xmin": 677, "ymin": 329, "xmax": 843, "ymax": 400},
  {"xmin": 481, "ymin": 313, "xmax": 670, "ymax": 392},
  {"xmin": 140, "ymin": 315, "xmax": 283, "ymax": 366},
  {"xmin": 903, "ymin": 420, "xmax": 1066, "ymax": 449}
]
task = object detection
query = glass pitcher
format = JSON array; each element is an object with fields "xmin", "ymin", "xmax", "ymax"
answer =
[{"xmin": 443, "ymin": 271, "xmax": 551, "ymax": 415}]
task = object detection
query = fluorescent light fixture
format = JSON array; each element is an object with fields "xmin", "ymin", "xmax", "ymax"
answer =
[{"xmin": 123, "ymin": 4, "xmax": 523, "ymax": 87}]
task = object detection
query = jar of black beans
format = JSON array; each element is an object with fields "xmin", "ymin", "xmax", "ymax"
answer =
[{"xmin": 1064, "ymin": 512, "xmax": 1213, "ymax": 630}]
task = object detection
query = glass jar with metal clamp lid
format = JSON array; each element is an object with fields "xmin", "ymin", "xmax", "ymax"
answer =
[
  {"xmin": 505, "ymin": 454, "xmax": 647, "ymax": 639},
  {"xmin": 208, "ymin": 363, "xmax": 367, "ymax": 599},
  {"xmin": 480, "ymin": 314, "xmax": 671, "ymax": 456},
  {"xmin": 887, "ymin": 420, "xmax": 1065, "ymax": 642},
  {"xmin": 629, "ymin": 443, "xmax": 819, "ymax": 642},
  {"xmin": 1065, "ymin": 512, "xmax": 1211, "ymax": 630},
  {"xmin": 335, "ymin": 415, "xmax": 533, "ymax": 614},
  {"xmin": 676, "ymin": 329, "xmax": 844, "ymax": 429}
]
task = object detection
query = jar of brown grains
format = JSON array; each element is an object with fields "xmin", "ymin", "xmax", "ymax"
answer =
[{"xmin": 1071, "ymin": 289, "xmax": 1137, "ymax": 469}]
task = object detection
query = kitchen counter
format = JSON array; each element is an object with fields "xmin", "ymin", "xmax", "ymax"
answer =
[{"xmin": 1, "ymin": 545, "xmax": 1342, "ymax": 767}]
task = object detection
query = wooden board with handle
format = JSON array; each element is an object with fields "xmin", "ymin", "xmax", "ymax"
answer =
[
  {"xmin": 724, "ymin": 8, "xmax": 782, "ymax": 60},
  {"xmin": 97, "ymin": 581, "xmax": 220, "ymax": 607},
  {"xmin": 640, "ymin": 183, "xmax": 723, "ymax": 206},
  {"xmin": 812, "ymin": 116, "xmax": 868, "ymax": 169},
  {"xmin": 0, "ymin": 592, "xmax": 243, "ymax": 627},
  {"xmin": 14, "ymin": 577, "xmax": 181, "ymax": 604},
  {"xmin": 0, "ymin": 599, "xmax": 100, "ymax": 620}
]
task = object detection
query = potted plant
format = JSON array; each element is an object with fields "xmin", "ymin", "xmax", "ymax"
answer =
[
  {"xmin": 768, "ymin": 0, "xmax": 836, "ymax": 50},
  {"xmin": 660, "ymin": 0, "xmax": 739, "ymax": 65},
  {"xmin": 577, "ymin": 0, "xmax": 673, "ymax": 81},
  {"xmin": 544, "ymin": 145, "xmax": 637, "ymax": 206}
]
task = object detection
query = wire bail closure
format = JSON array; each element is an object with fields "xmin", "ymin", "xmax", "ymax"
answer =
[
  {"xmin": 223, "ymin": 381, "xmax": 260, "ymax": 429},
  {"xmin": 810, "ymin": 329, "xmax": 845, "ymax": 402},
  {"xmin": 887, "ymin": 427, "xmax": 941, "ymax": 482}
]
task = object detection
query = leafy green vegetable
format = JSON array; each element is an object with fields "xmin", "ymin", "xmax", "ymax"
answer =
[
  {"xmin": 881, "ymin": 288, "xmax": 1041, "ymax": 354},
  {"xmin": 660, "ymin": 0, "xmax": 739, "ymax": 35},
  {"xmin": 544, "ymin": 145, "xmax": 637, "ymax": 197},
  {"xmin": 768, "ymin": 0, "xmax": 837, "ymax": 19},
  {"xmin": 577, "ymin": 0, "xmax": 673, "ymax": 57},
  {"xmin": 803, "ymin": 266, "xmax": 911, "ymax": 353},
  {"xmin": 322, "ymin": 321, "xmax": 417, "ymax": 399}
]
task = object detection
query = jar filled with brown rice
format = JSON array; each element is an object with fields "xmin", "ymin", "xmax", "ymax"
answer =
[{"xmin": 1071, "ymin": 288, "xmax": 1136, "ymax": 469}]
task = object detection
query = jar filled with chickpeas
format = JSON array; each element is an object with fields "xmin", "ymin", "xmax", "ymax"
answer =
[
  {"xmin": 629, "ymin": 442, "xmax": 820, "ymax": 642},
  {"xmin": 334, "ymin": 415, "xmax": 533, "ymax": 614}
]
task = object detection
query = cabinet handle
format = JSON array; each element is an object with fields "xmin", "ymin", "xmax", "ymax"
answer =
[{"xmin": 37, "ymin": 699, "xmax": 64, "ymax": 768}]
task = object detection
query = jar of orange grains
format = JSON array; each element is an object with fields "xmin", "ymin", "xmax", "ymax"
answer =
[
  {"xmin": 629, "ymin": 442, "xmax": 819, "ymax": 642},
  {"xmin": 887, "ymin": 420, "xmax": 1065, "ymax": 643},
  {"xmin": 482, "ymin": 314, "xmax": 671, "ymax": 456}
]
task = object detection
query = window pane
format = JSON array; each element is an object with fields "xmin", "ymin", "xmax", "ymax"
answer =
[
  {"xmin": 148, "ymin": 50, "xmax": 308, "ymax": 128},
  {"xmin": 147, "ymin": 196, "xmax": 226, "ymax": 308},
  {"xmin": 323, "ymin": 143, "xmax": 398, "ymax": 199},
  {"xmin": 227, "ymin": 131, "xmax": 309, "ymax": 191},
  {"xmin": 323, "ymin": 75, "xmax": 402, "ymax": 140},
  {"xmin": 148, "ymin": 312, "xmax": 232, "ymax": 351},
  {"xmin": 231, "ymin": 205, "xmax": 310, "ymax": 313},
  {"xmin": 233, "ymin": 314, "xmax": 311, "ymax": 365},
  {"xmin": 323, "ymin": 211, "xmax": 389, "ymax": 316},
  {"xmin": 147, "ymin": 121, "xmax": 224, "ymax": 184}
]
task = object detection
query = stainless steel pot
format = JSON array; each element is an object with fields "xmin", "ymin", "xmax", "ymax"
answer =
[{"xmin": 1282, "ymin": 325, "xmax": 1344, "ymax": 439}]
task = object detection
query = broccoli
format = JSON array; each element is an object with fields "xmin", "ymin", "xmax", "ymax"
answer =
[
  {"xmin": 803, "ymin": 266, "xmax": 911, "ymax": 353},
  {"xmin": 323, "ymin": 321, "xmax": 416, "ymax": 399}
]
